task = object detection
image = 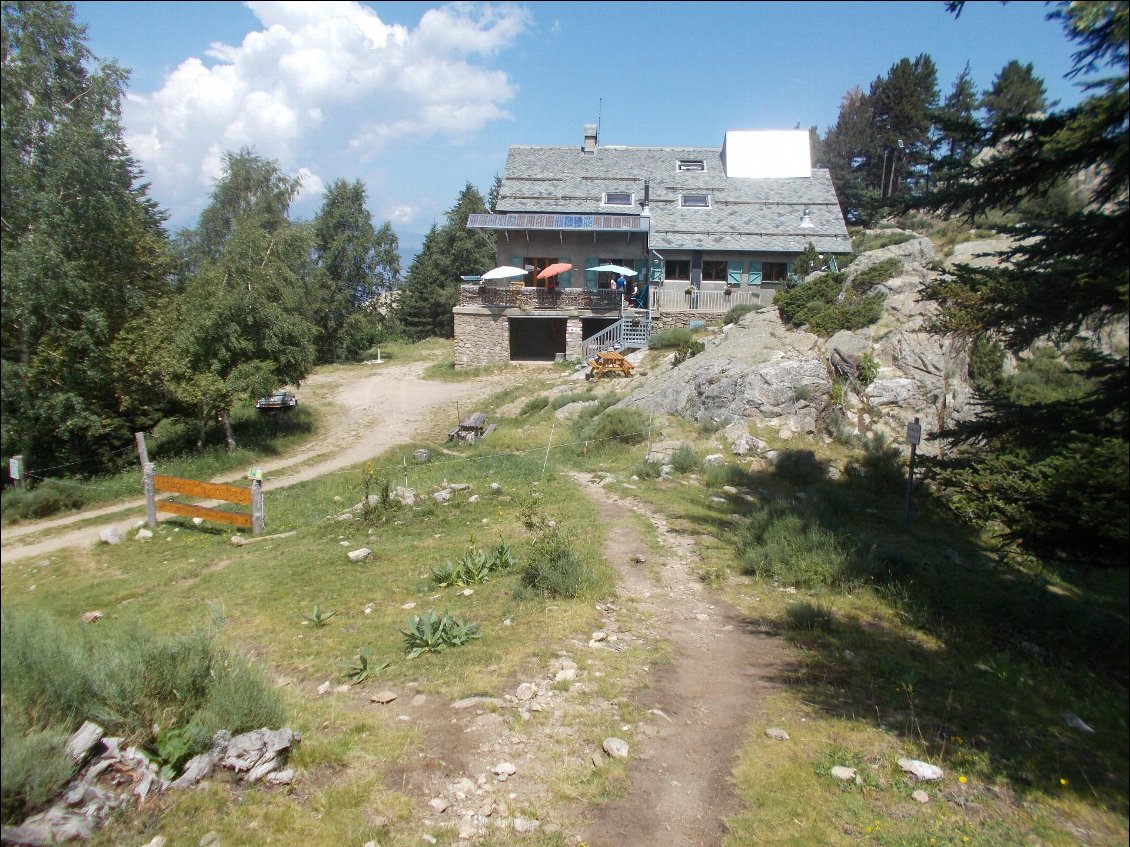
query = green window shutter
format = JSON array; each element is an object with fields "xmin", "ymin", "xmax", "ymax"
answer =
[
  {"xmin": 650, "ymin": 256, "xmax": 663, "ymax": 282},
  {"xmin": 559, "ymin": 257, "xmax": 572, "ymax": 287},
  {"xmin": 509, "ymin": 256, "xmax": 522, "ymax": 271},
  {"xmin": 727, "ymin": 261, "xmax": 743, "ymax": 286},
  {"xmin": 584, "ymin": 256, "xmax": 599, "ymax": 290},
  {"xmin": 747, "ymin": 261, "xmax": 762, "ymax": 287}
]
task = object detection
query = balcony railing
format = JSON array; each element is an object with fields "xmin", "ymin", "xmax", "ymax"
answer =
[
  {"xmin": 648, "ymin": 286, "xmax": 769, "ymax": 312},
  {"xmin": 459, "ymin": 285, "xmax": 622, "ymax": 311}
]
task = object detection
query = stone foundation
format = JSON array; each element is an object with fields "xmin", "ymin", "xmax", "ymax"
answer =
[{"xmin": 454, "ymin": 310, "xmax": 510, "ymax": 367}]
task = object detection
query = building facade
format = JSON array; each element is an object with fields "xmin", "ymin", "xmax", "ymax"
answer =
[{"xmin": 457, "ymin": 126, "xmax": 851, "ymax": 367}]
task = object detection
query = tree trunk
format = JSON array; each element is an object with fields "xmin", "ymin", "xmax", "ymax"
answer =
[{"xmin": 220, "ymin": 409, "xmax": 237, "ymax": 451}]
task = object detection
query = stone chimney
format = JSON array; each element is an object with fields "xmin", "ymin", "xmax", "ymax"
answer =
[{"xmin": 583, "ymin": 124, "xmax": 598, "ymax": 154}]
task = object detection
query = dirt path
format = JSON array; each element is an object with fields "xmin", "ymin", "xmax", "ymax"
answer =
[
  {"xmin": 1, "ymin": 360, "xmax": 526, "ymax": 563},
  {"xmin": 574, "ymin": 476, "xmax": 790, "ymax": 846},
  {"xmin": 361, "ymin": 471, "xmax": 790, "ymax": 844}
]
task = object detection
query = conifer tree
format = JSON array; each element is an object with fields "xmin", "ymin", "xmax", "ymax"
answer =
[{"xmin": 920, "ymin": 1, "xmax": 1128, "ymax": 567}]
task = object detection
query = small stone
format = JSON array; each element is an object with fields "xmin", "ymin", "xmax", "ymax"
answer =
[
  {"xmin": 633, "ymin": 554, "xmax": 646, "ymax": 563},
  {"xmin": 515, "ymin": 683, "xmax": 536, "ymax": 701},
  {"xmin": 602, "ymin": 737, "xmax": 629, "ymax": 759},
  {"xmin": 912, "ymin": 789, "xmax": 930, "ymax": 803},
  {"xmin": 513, "ymin": 817, "xmax": 540, "ymax": 833},
  {"xmin": 370, "ymin": 691, "xmax": 398, "ymax": 704},
  {"xmin": 428, "ymin": 797, "xmax": 449, "ymax": 813},
  {"xmin": 99, "ymin": 528, "xmax": 121, "ymax": 545},
  {"xmin": 830, "ymin": 766, "xmax": 858, "ymax": 781},
  {"xmin": 135, "ymin": 528, "xmax": 154, "ymax": 541},
  {"xmin": 316, "ymin": 681, "xmax": 332, "ymax": 696},
  {"xmin": 462, "ymin": 588, "xmax": 474, "ymax": 596},
  {"xmin": 554, "ymin": 668, "xmax": 577, "ymax": 683},
  {"xmin": 230, "ymin": 535, "xmax": 248, "ymax": 546},
  {"xmin": 347, "ymin": 547, "xmax": 372, "ymax": 562},
  {"xmin": 401, "ymin": 602, "xmax": 416, "ymax": 609},
  {"xmin": 898, "ymin": 758, "xmax": 944, "ymax": 781},
  {"xmin": 591, "ymin": 631, "xmax": 607, "ymax": 642},
  {"xmin": 199, "ymin": 833, "xmax": 220, "ymax": 847},
  {"xmin": 764, "ymin": 727, "xmax": 790, "ymax": 741},
  {"xmin": 192, "ymin": 516, "xmax": 205, "ymax": 526},
  {"xmin": 591, "ymin": 752, "xmax": 605, "ymax": 768},
  {"xmin": 411, "ymin": 694, "xmax": 427, "ymax": 708},
  {"xmin": 267, "ymin": 768, "xmax": 294, "ymax": 785},
  {"xmin": 492, "ymin": 762, "xmax": 517, "ymax": 778},
  {"xmin": 81, "ymin": 610, "xmax": 103, "ymax": 625},
  {"xmin": 144, "ymin": 838, "xmax": 168, "ymax": 847}
]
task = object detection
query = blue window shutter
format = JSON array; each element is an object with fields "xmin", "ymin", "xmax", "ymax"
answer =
[
  {"xmin": 747, "ymin": 261, "xmax": 763, "ymax": 287},
  {"xmin": 509, "ymin": 255, "xmax": 522, "ymax": 270},
  {"xmin": 585, "ymin": 256, "xmax": 599, "ymax": 290},
  {"xmin": 559, "ymin": 257, "xmax": 572, "ymax": 287},
  {"xmin": 727, "ymin": 261, "xmax": 743, "ymax": 286},
  {"xmin": 650, "ymin": 256, "xmax": 663, "ymax": 282}
]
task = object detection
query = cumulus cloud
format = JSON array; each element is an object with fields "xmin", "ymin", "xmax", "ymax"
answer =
[{"xmin": 123, "ymin": 1, "xmax": 529, "ymax": 225}]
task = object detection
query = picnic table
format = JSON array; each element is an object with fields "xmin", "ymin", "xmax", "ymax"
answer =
[
  {"xmin": 586, "ymin": 350, "xmax": 635, "ymax": 380},
  {"xmin": 448, "ymin": 411, "xmax": 495, "ymax": 443}
]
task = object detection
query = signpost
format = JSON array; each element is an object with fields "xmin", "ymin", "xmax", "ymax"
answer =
[
  {"xmin": 8, "ymin": 455, "xmax": 22, "ymax": 490},
  {"xmin": 904, "ymin": 417, "xmax": 921, "ymax": 521}
]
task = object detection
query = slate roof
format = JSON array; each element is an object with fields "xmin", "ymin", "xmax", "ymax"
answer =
[{"xmin": 493, "ymin": 144, "xmax": 852, "ymax": 254}]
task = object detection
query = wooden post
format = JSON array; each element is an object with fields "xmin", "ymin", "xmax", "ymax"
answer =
[
  {"xmin": 251, "ymin": 478, "xmax": 264, "ymax": 535},
  {"xmin": 134, "ymin": 431, "xmax": 149, "ymax": 468},
  {"xmin": 143, "ymin": 462, "xmax": 157, "ymax": 528}
]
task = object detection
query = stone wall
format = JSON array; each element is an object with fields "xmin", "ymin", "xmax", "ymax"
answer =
[
  {"xmin": 652, "ymin": 312, "xmax": 727, "ymax": 331},
  {"xmin": 454, "ymin": 310, "xmax": 510, "ymax": 367}
]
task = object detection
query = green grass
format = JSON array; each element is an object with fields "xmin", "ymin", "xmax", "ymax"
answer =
[{"xmin": 1, "ymin": 344, "xmax": 1126, "ymax": 846}]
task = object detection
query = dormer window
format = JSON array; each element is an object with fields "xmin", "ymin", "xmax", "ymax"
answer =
[
  {"xmin": 603, "ymin": 192, "xmax": 633, "ymax": 206},
  {"xmin": 680, "ymin": 193, "xmax": 711, "ymax": 208},
  {"xmin": 677, "ymin": 159, "xmax": 705, "ymax": 172}
]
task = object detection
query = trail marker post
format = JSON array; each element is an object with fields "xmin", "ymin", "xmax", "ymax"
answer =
[{"xmin": 904, "ymin": 417, "xmax": 921, "ymax": 521}]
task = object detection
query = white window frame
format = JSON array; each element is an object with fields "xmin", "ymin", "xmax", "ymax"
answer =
[
  {"xmin": 603, "ymin": 192, "xmax": 634, "ymax": 207},
  {"xmin": 677, "ymin": 159, "xmax": 706, "ymax": 172},
  {"xmin": 680, "ymin": 193, "xmax": 711, "ymax": 208}
]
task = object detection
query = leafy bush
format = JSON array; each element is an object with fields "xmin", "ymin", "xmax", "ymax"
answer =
[
  {"xmin": 722, "ymin": 303, "xmax": 758, "ymax": 325},
  {"xmin": 856, "ymin": 351, "xmax": 879, "ymax": 387},
  {"xmin": 340, "ymin": 647, "xmax": 389, "ymax": 684},
  {"xmin": 1, "ymin": 480, "xmax": 89, "ymax": 524},
  {"xmin": 431, "ymin": 538, "xmax": 519, "ymax": 587},
  {"xmin": 792, "ymin": 241, "xmax": 822, "ymax": 278},
  {"xmin": 632, "ymin": 460, "xmax": 661, "ymax": 480},
  {"xmin": 303, "ymin": 604, "xmax": 336, "ymax": 627},
  {"xmin": 401, "ymin": 611, "xmax": 481, "ymax": 658},
  {"xmin": 648, "ymin": 328, "xmax": 694, "ymax": 350}
]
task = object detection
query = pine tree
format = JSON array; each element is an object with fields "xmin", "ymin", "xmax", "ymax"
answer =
[
  {"xmin": 932, "ymin": 63, "xmax": 981, "ymax": 189},
  {"xmin": 920, "ymin": 1, "xmax": 1129, "ymax": 568},
  {"xmin": 980, "ymin": 59, "xmax": 1049, "ymax": 130},
  {"xmin": 395, "ymin": 183, "xmax": 494, "ymax": 339}
]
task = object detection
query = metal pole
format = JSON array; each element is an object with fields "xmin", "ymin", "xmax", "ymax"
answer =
[
  {"xmin": 143, "ymin": 462, "xmax": 157, "ymax": 528},
  {"xmin": 134, "ymin": 431, "xmax": 149, "ymax": 467},
  {"xmin": 903, "ymin": 416, "xmax": 921, "ymax": 521},
  {"xmin": 251, "ymin": 478, "xmax": 264, "ymax": 535}
]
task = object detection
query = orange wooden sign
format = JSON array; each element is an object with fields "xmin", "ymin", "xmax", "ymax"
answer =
[
  {"xmin": 157, "ymin": 500, "xmax": 252, "ymax": 529},
  {"xmin": 154, "ymin": 475, "xmax": 251, "ymax": 505}
]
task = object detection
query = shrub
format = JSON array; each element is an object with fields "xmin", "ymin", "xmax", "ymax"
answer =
[
  {"xmin": 850, "ymin": 257, "xmax": 903, "ymax": 292},
  {"xmin": 633, "ymin": 460, "xmax": 661, "ymax": 480},
  {"xmin": 670, "ymin": 443, "xmax": 700, "ymax": 474},
  {"xmin": 705, "ymin": 462, "xmax": 748, "ymax": 488},
  {"xmin": 722, "ymin": 303, "xmax": 758, "ymax": 325},
  {"xmin": 785, "ymin": 600, "xmax": 837, "ymax": 633},
  {"xmin": 776, "ymin": 270, "xmax": 885, "ymax": 337},
  {"xmin": 856, "ymin": 351, "xmax": 879, "ymax": 387},
  {"xmin": 587, "ymin": 408, "xmax": 648, "ymax": 446},
  {"xmin": 401, "ymin": 611, "xmax": 481, "ymax": 658},
  {"xmin": 850, "ymin": 229, "xmax": 917, "ymax": 255},
  {"xmin": 673, "ymin": 339, "xmax": 706, "ymax": 365},
  {"xmin": 648, "ymin": 328, "xmax": 694, "ymax": 350},
  {"xmin": 773, "ymin": 450, "xmax": 827, "ymax": 486},
  {"xmin": 1, "ymin": 480, "xmax": 88, "ymax": 524}
]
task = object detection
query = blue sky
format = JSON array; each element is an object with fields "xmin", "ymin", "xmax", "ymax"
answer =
[{"xmin": 71, "ymin": 1, "xmax": 1089, "ymax": 261}]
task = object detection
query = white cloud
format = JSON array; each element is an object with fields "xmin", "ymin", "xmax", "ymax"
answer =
[
  {"xmin": 124, "ymin": 1, "xmax": 529, "ymax": 226},
  {"xmin": 386, "ymin": 204, "xmax": 417, "ymax": 225}
]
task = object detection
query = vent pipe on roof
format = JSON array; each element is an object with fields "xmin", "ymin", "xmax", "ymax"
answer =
[
  {"xmin": 640, "ymin": 180, "xmax": 650, "ymax": 215},
  {"xmin": 583, "ymin": 124, "xmax": 598, "ymax": 154}
]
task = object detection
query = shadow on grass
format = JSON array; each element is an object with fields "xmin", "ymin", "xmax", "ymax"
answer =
[{"xmin": 709, "ymin": 446, "xmax": 1128, "ymax": 814}]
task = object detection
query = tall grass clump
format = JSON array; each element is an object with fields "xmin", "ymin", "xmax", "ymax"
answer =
[
  {"xmin": 573, "ymin": 407, "xmax": 648, "ymax": 448},
  {"xmin": 0, "ymin": 609, "xmax": 285, "ymax": 802},
  {"xmin": 670, "ymin": 443, "xmax": 700, "ymax": 473},
  {"xmin": 514, "ymin": 504, "xmax": 599, "ymax": 600},
  {"xmin": 0, "ymin": 714, "xmax": 73, "ymax": 823},
  {"xmin": 737, "ymin": 501, "xmax": 856, "ymax": 589}
]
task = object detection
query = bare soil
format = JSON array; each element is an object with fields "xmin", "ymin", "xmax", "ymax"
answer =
[{"xmin": 0, "ymin": 359, "xmax": 525, "ymax": 563}]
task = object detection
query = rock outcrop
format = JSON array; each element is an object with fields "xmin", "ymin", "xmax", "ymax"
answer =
[{"xmin": 618, "ymin": 234, "xmax": 979, "ymax": 454}]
